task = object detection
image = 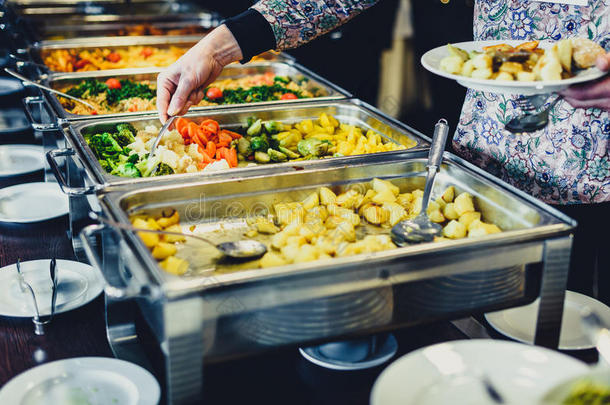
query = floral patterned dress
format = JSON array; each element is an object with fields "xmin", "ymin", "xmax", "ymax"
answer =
[
  {"xmin": 252, "ymin": 0, "xmax": 608, "ymax": 204},
  {"xmin": 454, "ymin": 0, "xmax": 610, "ymax": 205}
]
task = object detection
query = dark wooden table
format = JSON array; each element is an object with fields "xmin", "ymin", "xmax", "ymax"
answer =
[{"xmin": 0, "ymin": 179, "xmax": 597, "ymax": 404}]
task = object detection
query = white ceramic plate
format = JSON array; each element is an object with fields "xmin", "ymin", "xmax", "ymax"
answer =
[
  {"xmin": 0, "ymin": 357, "xmax": 160, "ymax": 405},
  {"xmin": 0, "ymin": 182, "xmax": 68, "ymax": 223},
  {"xmin": 0, "ymin": 145, "xmax": 44, "ymax": 177},
  {"xmin": 0, "ymin": 259, "xmax": 103, "ymax": 317},
  {"xmin": 421, "ymin": 40, "xmax": 606, "ymax": 95},
  {"xmin": 370, "ymin": 339, "xmax": 588, "ymax": 405},
  {"xmin": 485, "ymin": 290, "xmax": 610, "ymax": 350}
]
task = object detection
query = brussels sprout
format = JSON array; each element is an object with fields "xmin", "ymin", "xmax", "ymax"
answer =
[
  {"xmin": 237, "ymin": 137, "xmax": 252, "ymax": 155},
  {"xmin": 254, "ymin": 151, "xmax": 270, "ymax": 163},
  {"xmin": 278, "ymin": 146, "xmax": 300, "ymax": 159},
  {"xmin": 267, "ymin": 148, "xmax": 287, "ymax": 162},
  {"xmin": 247, "ymin": 119, "xmax": 262, "ymax": 136},
  {"xmin": 263, "ymin": 120, "xmax": 283, "ymax": 134},
  {"xmin": 246, "ymin": 116, "xmax": 256, "ymax": 127},
  {"xmin": 250, "ymin": 136, "xmax": 269, "ymax": 152},
  {"xmin": 297, "ymin": 138, "xmax": 329, "ymax": 157}
]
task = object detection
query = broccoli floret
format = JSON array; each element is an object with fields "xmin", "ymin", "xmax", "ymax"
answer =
[
  {"xmin": 153, "ymin": 163, "xmax": 174, "ymax": 176},
  {"xmin": 127, "ymin": 153, "xmax": 139, "ymax": 164},
  {"xmin": 114, "ymin": 123, "xmax": 136, "ymax": 147},
  {"xmin": 87, "ymin": 132, "xmax": 123, "ymax": 160},
  {"xmin": 111, "ymin": 162, "xmax": 141, "ymax": 178}
]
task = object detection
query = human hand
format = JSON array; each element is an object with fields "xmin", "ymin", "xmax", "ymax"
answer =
[
  {"xmin": 560, "ymin": 53, "xmax": 610, "ymax": 112},
  {"xmin": 156, "ymin": 25, "xmax": 243, "ymax": 123}
]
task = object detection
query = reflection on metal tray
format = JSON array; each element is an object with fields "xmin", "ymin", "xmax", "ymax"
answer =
[
  {"xmin": 51, "ymin": 99, "xmax": 427, "ymax": 195},
  {"xmin": 43, "ymin": 63, "xmax": 351, "ymax": 120},
  {"xmin": 85, "ymin": 155, "xmax": 575, "ymax": 404}
]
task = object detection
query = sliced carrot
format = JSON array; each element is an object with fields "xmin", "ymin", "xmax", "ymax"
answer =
[
  {"xmin": 195, "ymin": 127, "xmax": 208, "ymax": 146},
  {"xmin": 200, "ymin": 119, "xmax": 219, "ymax": 135},
  {"xmin": 217, "ymin": 132, "xmax": 232, "ymax": 147},
  {"xmin": 201, "ymin": 151, "xmax": 213, "ymax": 163},
  {"xmin": 175, "ymin": 117, "xmax": 189, "ymax": 135},
  {"xmin": 216, "ymin": 149, "xmax": 223, "ymax": 160},
  {"xmin": 227, "ymin": 148, "xmax": 238, "ymax": 168},
  {"xmin": 221, "ymin": 129, "xmax": 242, "ymax": 139},
  {"xmin": 197, "ymin": 145, "xmax": 205, "ymax": 155},
  {"xmin": 187, "ymin": 122, "xmax": 200, "ymax": 141},
  {"xmin": 206, "ymin": 141, "xmax": 216, "ymax": 158}
]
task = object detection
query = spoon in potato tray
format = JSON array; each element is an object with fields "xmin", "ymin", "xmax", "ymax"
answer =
[
  {"xmin": 4, "ymin": 68, "xmax": 97, "ymax": 111},
  {"xmin": 390, "ymin": 119, "xmax": 450, "ymax": 246},
  {"xmin": 89, "ymin": 212, "xmax": 268, "ymax": 260}
]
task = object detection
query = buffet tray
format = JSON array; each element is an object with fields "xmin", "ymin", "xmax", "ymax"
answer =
[
  {"xmin": 50, "ymin": 99, "xmax": 428, "ymax": 194},
  {"xmin": 42, "ymin": 62, "xmax": 351, "ymax": 121},
  {"xmin": 25, "ymin": 35, "xmax": 292, "ymax": 74},
  {"xmin": 82, "ymin": 153, "xmax": 576, "ymax": 404},
  {"xmin": 83, "ymin": 154, "xmax": 575, "ymax": 403}
]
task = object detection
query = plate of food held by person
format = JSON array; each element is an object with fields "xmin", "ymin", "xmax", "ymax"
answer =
[{"xmin": 421, "ymin": 38, "xmax": 607, "ymax": 95}]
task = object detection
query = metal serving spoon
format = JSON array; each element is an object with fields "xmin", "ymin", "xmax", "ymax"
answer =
[
  {"xmin": 90, "ymin": 212, "xmax": 268, "ymax": 260},
  {"xmin": 391, "ymin": 119, "xmax": 450, "ymax": 246},
  {"xmin": 4, "ymin": 67, "xmax": 97, "ymax": 111},
  {"xmin": 148, "ymin": 115, "xmax": 177, "ymax": 160},
  {"xmin": 505, "ymin": 96, "xmax": 562, "ymax": 134}
]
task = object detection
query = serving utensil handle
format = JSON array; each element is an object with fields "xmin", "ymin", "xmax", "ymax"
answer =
[
  {"xmin": 421, "ymin": 119, "xmax": 450, "ymax": 214},
  {"xmin": 5, "ymin": 68, "xmax": 96, "ymax": 110}
]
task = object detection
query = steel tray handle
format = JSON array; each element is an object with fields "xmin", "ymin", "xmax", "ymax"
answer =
[
  {"xmin": 46, "ymin": 148, "xmax": 101, "ymax": 196},
  {"xmin": 22, "ymin": 96, "xmax": 58, "ymax": 131},
  {"xmin": 80, "ymin": 224, "xmax": 144, "ymax": 300}
]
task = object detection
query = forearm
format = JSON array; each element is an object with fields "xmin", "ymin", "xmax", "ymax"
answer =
[{"xmin": 253, "ymin": 0, "xmax": 380, "ymax": 50}]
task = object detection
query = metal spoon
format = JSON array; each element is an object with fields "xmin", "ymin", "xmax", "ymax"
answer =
[
  {"xmin": 4, "ymin": 67, "xmax": 97, "ymax": 111},
  {"xmin": 505, "ymin": 96, "xmax": 562, "ymax": 134},
  {"xmin": 49, "ymin": 258, "xmax": 57, "ymax": 319},
  {"xmin": 90, "ymin": 212, "xmax": 267, "ymax": 260},
  {"xmin": 391, "ymin": 119, "xmax": 450, "ymax": 246},
  {"xmin": 148, "ymin": 115, "xmax": 178, "ymax": 161}
]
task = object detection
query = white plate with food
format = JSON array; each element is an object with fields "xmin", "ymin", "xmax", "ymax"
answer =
[
  {"xmin": 421, "ymin": 39, "xmax": 606, "ymax": 95},
  {"xmin": 485, "ymin": 290, "xmax": 610, "ymax": 350},
  {"xmin": 370, "ymin": 339, "xmax": 588, "ymax": 405},
  {"xmin": 0, "ymin": 357, "xmax": 160, "ymax": 405},
  {"xmin": 0, "ymin": 259, "xmax": 104, "ymax": 317},
  {"xmin": 0, "ymin": 145, "xmax": 44, "ymax": 177},
  {"xmin": 0, "ymin": 182, "xmax": 68, "ymax": 223}
]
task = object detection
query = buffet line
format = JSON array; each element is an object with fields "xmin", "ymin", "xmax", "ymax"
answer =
[{"xmin": 0, "ymin": 1, "xmax": 582, "ymax": 404}]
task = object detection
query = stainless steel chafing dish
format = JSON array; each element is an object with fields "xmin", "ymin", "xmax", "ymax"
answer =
[
  {"xmin": 81, "ymin": 154, "xmax": 575, "ymax": 404},
  {"xmin": 41, "ymin": 62, "xmax": 352, "ymax": 121},
  {"xmin": 21, "ymin": 35, "xmax": 292, "ymax": 75},
  {"xmin": 10, "ymin": 1, "xmax": 218, "ymax": 40},
  {"xmin": 46, "ymin": 99, "xmax": 428, "ymax": 196}
]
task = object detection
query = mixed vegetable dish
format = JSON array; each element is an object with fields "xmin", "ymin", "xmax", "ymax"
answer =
[
  {"xmin": 58, "ymin": 73, "xmax": 322, "ymax": 115},
  {"xmin": 84, "ymin": 113, "xmax": 414, "ymax": 178}
]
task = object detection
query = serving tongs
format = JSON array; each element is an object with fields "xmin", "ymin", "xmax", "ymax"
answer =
[{"xmin": 15, "ymin": 258, "xmax": 58, "ymax": 336}]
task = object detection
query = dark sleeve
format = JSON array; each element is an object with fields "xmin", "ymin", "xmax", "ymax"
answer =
[{"xmin": 223, "ymin": 8, "xmax": 277, "ymax": 63}]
